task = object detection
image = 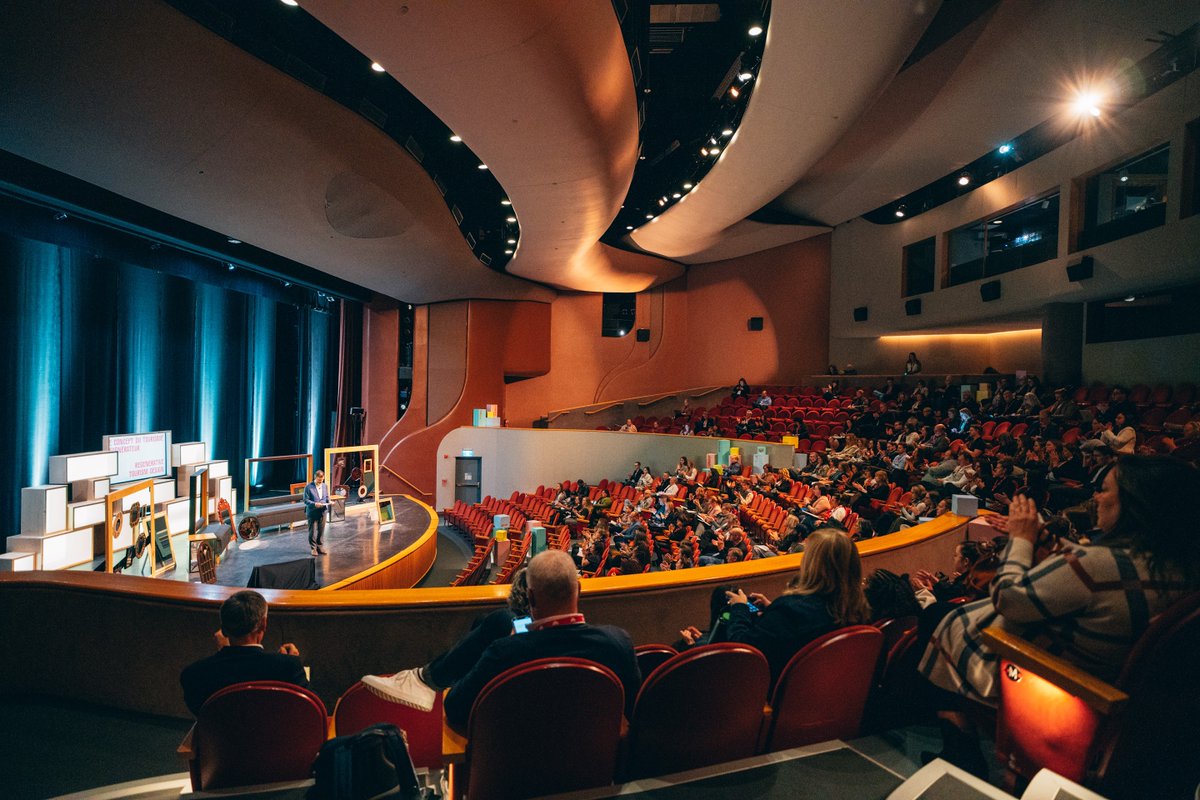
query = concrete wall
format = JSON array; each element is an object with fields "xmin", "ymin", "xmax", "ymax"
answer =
[
  {"xmin": 434, "ymin": 427, "xmax": 795, "ymax": 510},
  {"xmin": 1082, "ymin": 332, "xmax": 1200, "ymax": 386}
]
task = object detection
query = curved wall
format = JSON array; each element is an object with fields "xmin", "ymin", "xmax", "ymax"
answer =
[{"xmin": 0, "ymin": 515, "xmax": 968, "ymax": 718}]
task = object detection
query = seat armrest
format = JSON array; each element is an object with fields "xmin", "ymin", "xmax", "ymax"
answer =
[
  {"xmin": 981, "ymin": 627, "xmax": 1128, "ymax": 715},
  {"xmin": 177, "ymin": 724, "xmax": 195, "ymax": 761}
]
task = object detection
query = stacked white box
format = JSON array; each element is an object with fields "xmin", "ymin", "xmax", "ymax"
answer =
[
  {"xmin": 69, "ymin": 499, "xmax": 106, "ymax": 529},
  {"xmin": 70, "ymin": 477, "xmax": 110, "ymax": 502},
  {"xmin": 8, "ymin": 528, "xmax": 93, "ymax": 570},
  {"xmin": 171, "ymin": 441, "xmax": 207, "ymax": 468},
  {"xmin": 21, "ymin": 486, "xmax": 69, "ymax": 535},
  {"xmin": 49, "ymin": 450, "xmax": 118, "ymax": 484},
  {"xmin": 176, "ymin": 460, "xmax": 228, "ymax": 496},
  {"xmin": 154, "ymin": 477, "xmax": 177, "ymax": 503},
  {"xmin": 0, "ymin": 551, "xmax": 36, "ymax": 571}
]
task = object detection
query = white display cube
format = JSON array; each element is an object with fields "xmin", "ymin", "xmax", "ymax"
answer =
[
  {"xmin": 0, "ymin": 551, "xmax": 36, "ymax": 571},
  {"xmin": 49, "ymin": 450, "xmax": 118, "ymax": 484},
  {"xmin": 154, "ymin": 477, "xmax": 177, "ymax": 503},
  {"xmin": 70, "ymin": 477, "xmax": 110, "ymax": 502},
  {"xmin": 69, "ymin": 499, "xmax": 106, "ymax": 529},
  {"xmin": 8, "ymin": 528, "xmax": 93, "ymax": 570},
  {"xmin": 21, "ymin": 485, "xmax": 69, "ymax": 535},
  {"xmin": 171, "ymin": 441, "xmax": 207, "ymax": 468}
]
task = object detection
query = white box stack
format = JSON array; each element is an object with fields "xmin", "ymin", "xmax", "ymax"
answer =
[
  {"xmin": 49, "ymin": 450, "xmax": 118, "ymax": 485},
  {"xmin": 21, "ymin": 486, "xmax": 69, "ymax": 535},
  {"xmin": 70, "ymin": 477, "xmax": 110, "ymax": 502},
  {"xmin": 171, "ymin": 441, "xmax": 207, "ymax": 468}
]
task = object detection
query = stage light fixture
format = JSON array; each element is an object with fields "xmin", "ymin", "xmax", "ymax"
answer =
[
  {"xmin": 477, "ymin": 163, "xmax": 488, "ymax": 170},
  {"xmin": 53, "ymin": 212, "xmax": 68, "ymax": 221},
  {"xmin": 710, "ymin": 147, "xmax": 720, "ymax": 155},
  {"xmin": 449, "ymin": 134, "xmax": 462, "ymax": 142},
  {"xmin": 738, "ymin": 71, "xmax": 753, "ymax": 81},
  {"xmin": 748, "ymin": 24, "xmax": 763, "ymax": 36},
  {"xmin": 721, "ymin": 128, "xmax": 733, "ymax": 136},
  {"xmin": 227, "ymin": 237, "xmax": 241, "ymax": 244},
  {"xmin": 283, "ymin": 281, "xmax": 292, "ymax": 287},
  {"xmin": 500, "ymin": 199, "xmax": 511, "ymax": 205},
  {"xmin": 992, "ymin": 219, "xmax": 1003, "ymax": 225},
  {"xmin": 658, "ymin": 198, "xmax": 666, "ymax": 206},
  {"xmin": 957, "ymin": 173, "xmax": 971, "ymax": 186},
  {"xmin": 281, "ymin": 0, "xmax": 298, "ymax": 5},
  {"xmin": 1071, "ymin": 89, "xmax": 1103, "ymax": 117},
  {"xmin": 370, "ymin": 62, "xmax": 385, "ymax": 73},
  {"xmin": 626, "ymin": 225, "xmax": 634, "ymax": 230},
  {"xmin": 998, "ymin": 143, "xmax": 1012, "ymax": 155},
  {"xmin": 227, "ymin": 263, "xmax": 235, "ymax": 271},
  {"xmin": 505, "ymin": 249, "xmax": 513, "ymax": 255},
  {"xmin": 700, "ymin": 147, "xmax": 709, "ymax": 156},
  {"xmin": 729, "ymin": 86, "xmax": 740, "ymax": 98},
  {"xmin": 646, "ymin": 213, "xmax": 654, "ymax": 219},
  {"xmin": 894, "ymin": 206, "xmax": 906, "ymax": 218},
  {"xmin": 672, "ymin": 192, "xmax": 681, "ymax": 198},
  {"xmin": 682, "ymin": 182, "xmax": 694, "ymax": 189},
  {"xmin": 506, "ymin": 216, "xmax": 516, "ymax": 223},
  {"xmin": 507, "ymin": 238, "xmax": 516, "ymax": 244}
]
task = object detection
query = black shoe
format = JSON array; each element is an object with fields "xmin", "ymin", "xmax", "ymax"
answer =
[{"xmin": 317, "ymin": 546, "xmax": 328, "ymax": 555}]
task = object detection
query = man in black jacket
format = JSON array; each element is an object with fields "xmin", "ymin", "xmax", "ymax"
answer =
[
  {"xmin": 443, "ymin": 550, "xmax": 640, "ymax": 733},
  {"xmin": 180, "ymin": 590, "xmax": 308, "ymax": 716}
]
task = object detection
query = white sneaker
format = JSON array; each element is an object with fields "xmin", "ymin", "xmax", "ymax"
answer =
[{"xmin": 361, "ymin": 668, "xmax": 437, "ymax": 711}]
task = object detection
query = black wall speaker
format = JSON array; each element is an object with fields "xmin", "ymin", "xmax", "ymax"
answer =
[
  {"xmin": 635, "ymin": 327, "xmax": 650, "ymax": 342},
  {"xmin": 853, "ymin": 306, "xmax": 869, "ymax": 322},
  {"xmin": 980, "ymin": 280, "xmax": 1002, "ymax": 302},
  {"xmin": 905, "ymin": 298, "xmax": 922, "ymax": 316},
  {"xmin": 1067, "ymin": 255, "xmax": 1094, "ymax": 282},
  {"xmin": 747, "ymin": 316, "xmax": 764, "ymax": 331}
]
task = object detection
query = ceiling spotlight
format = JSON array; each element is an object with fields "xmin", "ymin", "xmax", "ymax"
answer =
[
  {"xmin": 507, "ymin": 238, "xmax": 516, "ymax": 244},
  {"xmin": 1071, "ymin": 89, "xmax": 1103, "ymax": 117},
  {"xmin": 227, "ymin": 263, "xmax": 235, "ymax": 271},
  {"xmin": 477, "ymin": 163, "xmax": 488, "ymax": 170},
  {"xmin": 658, "ymin": 198, "xmax": 666, "ymax": 206},
  {"xmin": 748, "ymin": 24, "xmax": 763, "ymax": 36},
  {"xmin": 672, "ymin": 192, "xmax": 681, "ymax": 199},
  {"xmin": 709, "ymin": 147, "xmax": 720, "ymax": 155},
  {"xmin": 957, "ymin": 173, "xmax": 971, "ymax": 187},
  {"xmin": 998, "ymin": 143, "xmax": 1013, "ymax": 155},
  {"xmin": 894, "ymin": 206, "xmax": 906, "ymax": 218},
  {"xmin": 646, "ymin": 213, "xmax": 654, "ymax": 219},
  {"xmin": 226, "ymin": 237, "xmax": 241, "ymax": 244},
  {"xmin": 638, "ymin": 155, "xmax": 646, "ymax": 160},
  {"xmin": 700, "ymin": 147, "xmax": 709, "ymax": 156},
  {"xmin": 370, "ymin": 62, "xmax": 385, "ymax": 73},
  {"xmin": 506, "ymin": 216, "xmax": 516, "ymax": 223},
  {"xmin": 281, "ymin": 0, "xmax": 298, "ymax": 6},
  {"xmin": 505, "ymin": 249, "xmax": 513, "ymax": 255},
  {"xmin": 729, "ymin": 86, "xmax": 740, "ymax": 98},
  {"xmin": 283, "ymin": 281, "xmax": 292, "ymax": 287},
  {"xmin": 721, "ymin": 128, "xmax": 733, "ymax": 136},
  {"xmin": 709, "ymin": 137, "xmax": 718, "ymax": 145},
  {"xmin": 1124, "ymin": 295, "xmax": 1136, "ymax": 302},
  {"xmin": 1119, "ymin": 171, "xmax": 1129, "ymax": 182},
  {"xmin": 682, "ymin": 182, "xmax": 694, "ymax": 189},
  {"xmin": 738, "ymin": 71, "xmax": 753, "ymax": 82},
  {"xmin": 991, "ymin": 219, "xmax": 1003, "ymax": 225},
  {"xmin": 500, "ymin": 199, "xmax": 511, "ymax": 206},
  {"xmin": 626, "ymin": 225, "xmax": 634, "ymax": 230},
  {"xmin": 449, "ymin": 134, "xmax": 462, "ymax": 142},
  {"xmin": 53, "ymin": 212, "xmax": 68, "ymax": 221}
]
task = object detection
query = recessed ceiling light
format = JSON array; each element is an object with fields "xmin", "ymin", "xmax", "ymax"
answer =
[
  {"xmin": 227, "ymin": 264, "xmax": 235, "ymax": 271},
  {"xmin": 500, "ymin": 199, "xmax": 511, "ymax": 206},
  {"xmin": 721, "ymin": 128, "xmax": 733, "ymax": 136},
  {"xmin": 708, "ymin": 147, "xmax": 720, "ymax": 155},
  {"xmin": 506, "ymin": 216, "xmax": 516, "ymax": 223},
  {"xmin": 638, "ymin": 155, "xmax": 646, "ymax": 160},
  {"xmin": 283, "ymin": 281, "xmax": 292, "ymax": 287},
  {"xmin": 1124, "ymin": 295, "xmax": 1136, "ymax": 302},
  {"xmin": 507, "ymin": 238, "xmax": 516, "ymax": 244},
  {"xmin": 281, "ymin": 0, "xmax": 298, "ymax": 6},
  {"xmin": 646, "ymin": 213, "xmax": 654, "ymax": 219},
  {"xmin": 658, "ymin": 198, "xmax": 666, "ymax": 206},
  {"xmin": 700, "ymin": 147, "xmax": 708, "ymax": 156},
  {"xmin": 477, "ymin": 164, "xmax": 488, "ymax": 170},
  {"xmin": 370, "ymin": 62, "xmax": 385, "ymax": 73},
  {"xmin": 998, "ymin": 143, "xmax": 1012, "ymax": 155},
  {"xmin": 709, "ymin": 137, "xmax": 718, "ymax": 145},
  {"xmin": 226, "ymin": 237, "xmax": 241, "ymax": 244},
  {"xmin": 505, "ymin": 249, "xmax": 513, "ymax": 255},
  {"xmin": 672, "ymin": 192, "xmax": 681, "ymax": 198},
  {"xmin": 738, "ymin": 72, "xmax": 753, "ymax": 82},
  {"xmin": 682, "ymin": 182, "xmax": 694, "ymax": 189},
  {"xmin": 748, "ymin": 25, "xmax": 763, "ymax": 36},
  {"xmin": 729, "ymin": 86, "xmax": 740, "ymax": 98},
  {"xmin": 894, "ymin": 207, "xmax": 906, "ymax": 218},
  {"xmin": 449, "ymin": 134, "xmax": 462, "ymax": 142},
  {"xmin": 957, "ymin": 173, "xmax": 971, "ymax": 186},
  {"xmin": 992, "ymin": 219, "xmax": 1003, "ymax": 225},
  {"xmin": 626, "ymin": 225, "xmax": 634, "ymax": 230}
]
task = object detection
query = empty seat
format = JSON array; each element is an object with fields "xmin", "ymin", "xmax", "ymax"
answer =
[
  {"xmin": 466, "ymin": 658, "xmax": 624, "ymax": 799},
  {"xmin": 626, "ymin": 643, "xmax": 770, "ymax": 779},
  {"xmin": 332, "ymin": 678, "xmax": 444, "ymax": 770}
]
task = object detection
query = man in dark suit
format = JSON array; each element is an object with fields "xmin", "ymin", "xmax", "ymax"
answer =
[
  {"xmin": 442, "ymin": 550, "xmax": 640, "ymax": 733},
  {"xmin": 304, "ymin": 469, "xmax": 330, "ymax": 556},
  {"xmin": 180, "ymin": 590, "xmax": 308, "ymax": 716}
]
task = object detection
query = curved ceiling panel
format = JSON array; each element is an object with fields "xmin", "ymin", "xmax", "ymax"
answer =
[
  {"xmin": 628, "ymin": 0, "xmax": 938, "ymax": 260},
  {"xmin": 0, "ymin": 0, "xmax": 553, "ymax": 304},
  {"xmin": 301, "ymin": 0, "xmax": 683, "ymax": 292}
]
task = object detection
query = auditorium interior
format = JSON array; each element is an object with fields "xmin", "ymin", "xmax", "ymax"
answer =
[{"xmin": 2, "ymin": 1, "xmax": 1199, "ymax": 798}]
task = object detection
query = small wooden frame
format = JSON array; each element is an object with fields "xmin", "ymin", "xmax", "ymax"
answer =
[
  {"xmin": 325, "ymin": 445, "xmax": 380, "ymax": 509},
  {"xmin": 377, "ymin": 497, "xmax": 395, "ymax": 526},
  {"xmin": 103, "ymin": 479, "xmax": 156, "ymax": 573},
  {"xmin": 243, "ymin": 453, "xmax": 314, "ymax": 512}
]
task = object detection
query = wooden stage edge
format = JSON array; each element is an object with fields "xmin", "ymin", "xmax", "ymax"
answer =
[{"xmin": 321, "ymin": 494, "xmax": 439, "ymax": 591}]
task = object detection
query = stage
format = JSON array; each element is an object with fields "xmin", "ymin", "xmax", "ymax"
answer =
[{"xmin": 181, "ymin": 495, "xmax": 436, "ymax": 589}]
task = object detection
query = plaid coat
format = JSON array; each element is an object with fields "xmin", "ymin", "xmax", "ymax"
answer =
[{"xmin": 919, "ymin": 536, "xmax": 1179, "ymax": 704}]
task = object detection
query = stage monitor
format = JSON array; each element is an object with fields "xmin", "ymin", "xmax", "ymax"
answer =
[
  {"xmin": 103, "ymin": 430, "xmax": 173, "ymax": 483},
  {"xmin": 152, "ymin": 513, "xmax": 175, "ymax": 575}
]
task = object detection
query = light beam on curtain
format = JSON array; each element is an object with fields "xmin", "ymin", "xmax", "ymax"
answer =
[
  {"xmin": 247, "ymin": 296, "xmax": 275, "ymax": 488},
  {"xmin": 18, "ymin": 240, "xmax": 62, "ymax": 485}
]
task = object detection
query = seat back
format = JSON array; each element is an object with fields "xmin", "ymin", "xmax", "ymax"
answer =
[
  {"xmin": 332, "ymin": 678, "xmax": 444, "ymax": 770},
  {"xmin": 627, "ymin": 643, "xmax": 770, "ymax": 779},
  {"xmin": 467, "ymin": 658, "xmax": 624, "ymax": 799},
  {"xmin": 763, "ymin": 626, "xmax": 883, "ymax": 752},
  {"xmin": 633, "ymin": 643, "xmax": 678, "ymax": 680},
  {"xmin": 194, "ymin": 680, "xmax": 328, "ymax": 790}
]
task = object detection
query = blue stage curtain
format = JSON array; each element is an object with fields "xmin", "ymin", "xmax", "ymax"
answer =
[{"xmin": 0, "ymin": 228, "xmax": 348, "ymax": 540}]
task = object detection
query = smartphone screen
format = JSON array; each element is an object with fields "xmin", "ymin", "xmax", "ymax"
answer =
[{"xmin": 512, "ymin": 616, "xmax": 533, "ymax": 634}]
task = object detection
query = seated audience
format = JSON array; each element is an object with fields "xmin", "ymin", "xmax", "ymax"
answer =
[
  {"xmin": 442, "ymin": 550, "xmax": 641, "ymax": 732},
  {"xmin": 917, "ymin": 456, "xmax": 1200, "ymax": 775},
  {"xmin": 180, "ymin": 590, "xmax": 307, "ymax": 717}
]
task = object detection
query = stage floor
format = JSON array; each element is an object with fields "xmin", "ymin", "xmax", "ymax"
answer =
[{"xmin": 192, "ymin": 496, "xmax": 432, "ymax": 588}]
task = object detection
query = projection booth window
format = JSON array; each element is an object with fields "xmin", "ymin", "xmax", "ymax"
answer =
[
  {"xmin": 601, "ymin": 292, "xmax": 636, "ymax": 337},
  {"xmin": 1077, "ymin": 143, "xmax": 1169, "ymax": 250},
  {"xmin": 946, "ymin": 192, "xmax": 1060, "ymax": 287}
]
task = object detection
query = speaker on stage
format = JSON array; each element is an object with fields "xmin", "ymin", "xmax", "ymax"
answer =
[{"xmin": 247, "ymin": 558, "xmax": 319, "ymax": 590}]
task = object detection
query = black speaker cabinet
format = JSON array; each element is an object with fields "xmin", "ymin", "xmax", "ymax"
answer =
[
  {"xmin": 747, "ymin": 316, "xmax": 764, "ymax": 331},
  {"xmin": 904, "ymin": 298, "xmax": 922, "ymax": 316},
  {"xmin": 980, "ymin": 280, "xmax": 1001, "ymax": 302},
  {"xmin": 635, "ymin": 328, "xmax": 650, "ymax": 342},
  {"xmin": 853, "ymin": 306, "xmax": 869, "ymax": 322},
  {"xmin": 1067, "ymin": 255, "xmax": 1094, "ymax": 282}
]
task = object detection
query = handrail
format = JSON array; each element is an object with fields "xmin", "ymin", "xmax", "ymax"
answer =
[
  {"xmin": 581, "ymin": 402, "xmax": 622, "ymax": 417},
  {"xmin": 320, "ymin": 495, "xmax": 438, "ymax": 591},
  {"xmin": 381, "ymin": 464, "xmax": 433, "ymax": 498},
  {"xmin": 635, "ymin": 393, "xmax": 679, "ymax": 408},
  {"xmin": 547, "ymin": 384, "xmax": 732, "ymax": 418}
]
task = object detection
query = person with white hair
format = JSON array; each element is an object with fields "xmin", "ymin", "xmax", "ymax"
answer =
[{"xmin": 442, "ymin": 550, "xmax": 640, "ymax": 733}]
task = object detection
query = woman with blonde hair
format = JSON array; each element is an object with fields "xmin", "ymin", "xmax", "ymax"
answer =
[{"xmin": 723, "ymin": 527, "xmax": 871, "ymax": 683}]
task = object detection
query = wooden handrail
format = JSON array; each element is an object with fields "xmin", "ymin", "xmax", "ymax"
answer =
[
  {"xmin": 980, "ymin": 627, "xmax": 1129, "ymax": 715},
  {"xmin": 635, "ymin": 393, "xmax": 679, "ymax": 408},
  {"xmin": 547, "ymin": 385, "xmax": 732, "ymax": 418},
  {"xmin": 381, "ymin": 464, "xmax": 433, "ymax": 498},
  {"xmin": 581, "ymin": 402, "xmax": 622, "ymax": 417}
]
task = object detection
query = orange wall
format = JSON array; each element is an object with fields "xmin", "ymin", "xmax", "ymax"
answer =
[
  {"xmin": 506, "ymin": 235, "xmax": 832, "ymax": 424},
  {"xmin": 830, "ymin": 328, "xmax": 1043, "ymax": 376}
]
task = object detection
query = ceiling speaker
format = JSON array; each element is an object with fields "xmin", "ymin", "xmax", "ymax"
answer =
[
  {"xmin": 853, "ymin": 306, "xmax": 868, "ymax": 322},
  {"xmin": 980, "ymin": 280, "xmax": 1001, "ymax": 302},
  {"xmin": 635, "ymin": 328, "xmax": 650, "ymax": 342},
  {"xmin": 748, "ymin": 317, "xmax": 764, "ymax": 331},
  {"xmin": 1067, "ymin": 255, "xmax": 1094, "ymax": 282},
  {"xmin": 905, "ymin": 298, "xmax": 922, "ymax": 316}
]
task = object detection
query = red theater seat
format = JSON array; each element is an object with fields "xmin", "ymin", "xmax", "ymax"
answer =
[
  {"xmin": 332, "ymin": 678, "xmax": 444, "ymax": 770},
  {"xmin": 466, "ymin": 658, "xmax": 624, "ymax": 799}
]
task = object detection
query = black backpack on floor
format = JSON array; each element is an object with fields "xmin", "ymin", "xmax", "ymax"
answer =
[{"xmin": 311, "ymin": 723, "xmax": 423, "ymax": 800}]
